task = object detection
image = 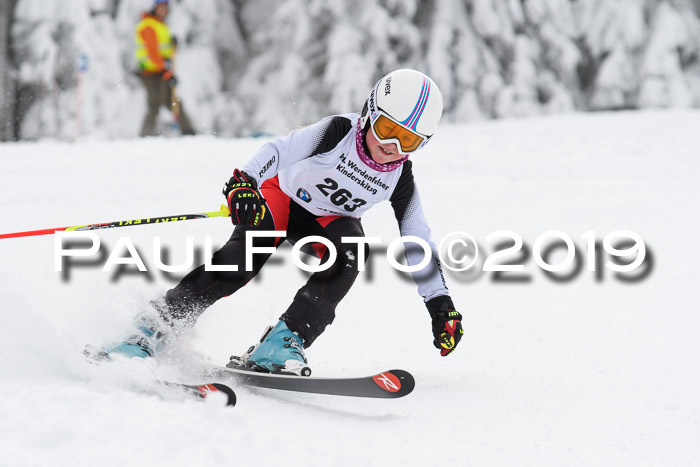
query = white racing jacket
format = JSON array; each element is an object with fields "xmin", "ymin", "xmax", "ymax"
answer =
[{"xmin": 242, "ymin": 113, "xmax": 449, "ymax": 302}]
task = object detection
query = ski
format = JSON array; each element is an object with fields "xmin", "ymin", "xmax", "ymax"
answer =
[
  {"xmin": 160, "ymin": 381, "xmax": 237, "ymax": 407},
  {"xmin": 208, "ymin": 365, "xmax": 415, "ymax": 399},
  {"xmin": 84, "ymin": 346, "xmax": 236, "ymax": 406}
]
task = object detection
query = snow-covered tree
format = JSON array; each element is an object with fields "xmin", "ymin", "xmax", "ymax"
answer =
[
  {"xmin": 11, "ymin": 0, "xmax": 131, "ymax": 139},
  {"xmin": 5, "ymin": 0, "xmax": 700, "ymax": 140},
  {"xmin": 0, "ymin": 0, "xmax": 17, "ymax": 140}
]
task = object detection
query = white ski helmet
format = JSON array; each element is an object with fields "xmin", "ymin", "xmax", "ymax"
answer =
[{"xmin": 361, "ymin": 69, "xmax": 444, "ymax": 154}]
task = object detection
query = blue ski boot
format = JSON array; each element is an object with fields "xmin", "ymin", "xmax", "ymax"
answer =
[
  {"xmin": 246, "ymin": 320, "xmax": 311, "ymax": 376},
  {"xmin": 99, "ymin": 314, "xmax": 162, "ymax": 358},
  {"xmin": 93, "ymin": 303, "xmax": 175, "ymax": 360}
]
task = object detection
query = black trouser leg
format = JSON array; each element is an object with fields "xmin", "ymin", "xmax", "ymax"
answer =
[
  {"xmin": 164, "ymin": 218, "xmax": 282, "ymax": 324},
  {"xmin": 139, "ymin": 75, "xmax": 162, "ymax": 137},
  {"xmin": 175, "ymin": 99, "xmax": 196, "ymax": 135},
  {"xmin": 281, "ymin": 215, "xmax": 368, "ymax": 347}
]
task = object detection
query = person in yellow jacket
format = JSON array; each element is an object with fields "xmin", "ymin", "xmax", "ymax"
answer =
[{"xmin": 135, "ymin": 0, "xmax": 196, "ymax": 136}]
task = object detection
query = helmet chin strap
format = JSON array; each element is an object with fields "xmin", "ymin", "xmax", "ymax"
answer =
[{"xmin": 355, "ymin": 118, "xmax": 409, "ymax": 173}]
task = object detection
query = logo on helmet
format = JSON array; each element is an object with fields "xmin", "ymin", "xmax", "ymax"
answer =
[{"xmin": 384, "ymin": 76, "xmax": 392, "ymax": 96}]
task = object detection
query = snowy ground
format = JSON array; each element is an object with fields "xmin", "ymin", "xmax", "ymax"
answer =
[{"xmin": 0, "ymin": 110, "xmax": 699, "ymax": 467}]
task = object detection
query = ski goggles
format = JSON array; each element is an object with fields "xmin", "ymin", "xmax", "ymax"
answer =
[{"xmin": 370, "ymin": 112, "xmax": 429, "ymax": 154}]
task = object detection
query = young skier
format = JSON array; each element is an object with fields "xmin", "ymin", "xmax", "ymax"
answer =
[{"xmin": 102, "ymin": 69, "xmax": 463, "ymax": 375}]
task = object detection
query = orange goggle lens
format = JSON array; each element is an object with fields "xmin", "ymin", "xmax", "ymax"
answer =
[{"xmin": 372, "ymin": 114, "xmax": 425, "ymax": 153}]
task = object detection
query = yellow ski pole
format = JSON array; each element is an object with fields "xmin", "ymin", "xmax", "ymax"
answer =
[{"xmin": 0, "ymin": 205, "xmax": 231, "ymax": 240}]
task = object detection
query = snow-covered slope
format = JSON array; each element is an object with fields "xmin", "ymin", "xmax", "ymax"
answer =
[{"xmin": 0, "ymin": 110, "xmax": 698, "ymax": 466}]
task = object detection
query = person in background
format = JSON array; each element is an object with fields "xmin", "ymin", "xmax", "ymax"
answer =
[{"xmin": 135, "ymin": 0, "xmax": 196, "ymax": 136}]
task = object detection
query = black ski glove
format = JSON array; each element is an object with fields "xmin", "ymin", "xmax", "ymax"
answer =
[
  {"xmin": 164, "ymin": 73, "xmax": 178, "ymax": 87},
  {"xmin": 162, "ymin": 60, "xmax": 176, "ymax": 86},
  {"xmin": 222, "ymin": 169, "xmax": 266, "ymax": 226},
  {"xmin": 426, "ymin": 295, "xmax": 463, "ymax": 357}
]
